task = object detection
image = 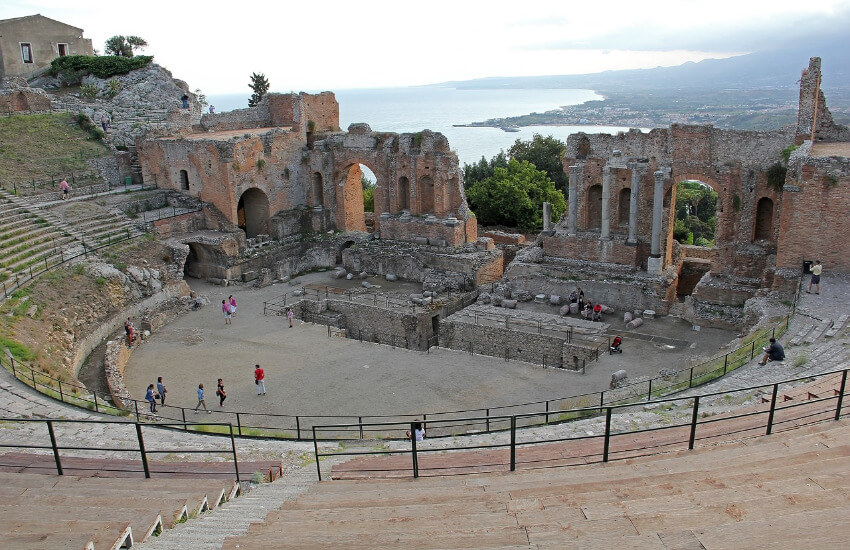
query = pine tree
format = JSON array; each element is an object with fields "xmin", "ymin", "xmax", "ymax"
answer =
[{"xmin": 248, "ymin": 73, "xmax": 270, "ymax": 107}]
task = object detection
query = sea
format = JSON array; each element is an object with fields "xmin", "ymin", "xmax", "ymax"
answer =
[{"xmin": 207, "ymin": 87, "xmax": 637, "ymax": 167}]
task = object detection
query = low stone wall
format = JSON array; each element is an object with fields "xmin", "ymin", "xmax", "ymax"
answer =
[{"xmin": 104, "ymin": 339, "xmax": 133, "ymax": 409}]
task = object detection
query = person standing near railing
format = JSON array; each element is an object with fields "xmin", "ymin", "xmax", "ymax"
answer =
[
  {"xmin": 216, "ymin": 378, "xmax": 227, "ymax": 407},
  {"xmin": 145, "ymin": 384, "xmax": 158, "ymax": 415},
  {"xmin": 194, "ymin": 383, "xmax": 210, "ymax": 413},
  {"xmin": 156, "ymin": 376, "xmax": 167, "ymax": 406}
]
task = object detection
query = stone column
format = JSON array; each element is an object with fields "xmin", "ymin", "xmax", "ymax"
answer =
[
  {"xmin": 648, "ymin": 169, "xmax": 665, "ymax": 274},
  {"xmin": 627, "ymin": 163, "xmax": 641, "ymax": 245},
  {"xmin": 542, "ymin": 202, "xmax": 552, "ymax": 231},
  {"xmin": 600, "ymin": 165, "xmax": 612, "ymax": 239},
  {"xmin": 567, "ymin": 164, "xmax": 581, "ymax": 235}
]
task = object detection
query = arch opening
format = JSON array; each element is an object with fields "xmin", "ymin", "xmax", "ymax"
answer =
[
  {"xmin": 618, "ymin": 188, "xmax": 631, "ymax": 226},
  {"xmin": 754, "ymin": 197, "xmax": 774, "ymax": 241},
  {"xmin": 673, "ymin": 180, "xmax": 718, "ymax": 248},
  {"xmin": 419, "ymin": 176, "xmax": 434, "ymax": 214},
  {"xmin": 179, "ymin": 170, "xmax": 189, "ymax": 191},
  {"xmin": 398, "ymin": 176, "xmax": 410, "ymax": 212},
  {"xmin": 586, "ymin": 184, "xmax": 602, "ymax": 230},
  {"xmin": 237, "ymin": 188, "xmax": 270, "ymax": 238}
]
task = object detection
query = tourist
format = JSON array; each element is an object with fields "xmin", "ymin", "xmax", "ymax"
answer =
[
  {"xmin": 758, "ymin": 338, "xmax": 785, "ymax": 366},
  {"xmin": 60, "ymin": 178, "xmax": 71, "ymax": 200},
  {"xmin": 583, "ymin": 301, "xmax": 593, "ymax": 320},
  {"xmin": 808, "ymin": 260, "xmax": 822, "ymax": 294},
  {"xmin": 145, "ymin": 384, "xmax": 157, "ymax": 414},
  {"xmin": 406, "ymin": 421, "xmax": 425, "ymax": 442},
  {"xmin": 194, "ymin": 383, "xmax": 210, "ymax": 413},
  {"xmin": 577, "ymin": 290, "xmax": 585, "ymax": 312},
  {"xmin": 156, "ymin": 376, "xmax": 167, "ymax": 406},
  {"xmin": 254, "ymin": 364, "xmax": 266, "ymax": 396},
  {"xmin": 222, "ymin": 299, "xmax": 232, "ymax": 324},
  {"xmin": 286, "ymin": 307, "xmax": 294, "ymax": 328},
  {"xmin": 209, "ymin": 105, "xmax": 215, "ymax": 114},
  {"xmin": 181, "ymin": 94, "xmax": 190, "ymax": 109},
  {"xmin": 592, "ymin": 302, "xmax": 603, "ymax": 321},
  {"xmin": 229, "ymin": 295, "xmax": 237, "ymax": 317},
  {"xmin": 216, "ymin": 378, "xmax": 227, "ymax": 407},
  {"xmin": 100, "ymin": 113, "xmax": 109, "ymax": 132},
  {"xmin": 125, "ymin": 317, "xmax": 136, "ymax": 346},
  {"xmin": 569, "ymin": 288, "xmax": 578, "ymax": 304}
]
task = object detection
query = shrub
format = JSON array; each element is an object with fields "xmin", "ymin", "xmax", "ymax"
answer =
[
  {"xmin": 105, "ymin": 79, "xmax": 121, "ymax": 98},
  {"xmin": 50, "ymin": 55, "xmax": 153, "ymax": 79},
  {"xmin": 79, "ymin": 83, "xmax": 98, "ymax": 98}
]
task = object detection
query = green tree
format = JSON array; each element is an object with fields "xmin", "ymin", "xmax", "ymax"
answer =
[
  {"xmin": 466, "ymin": 159, "xmax": 566, "ymax": 231},
  {"xmin": 362, "ymin": 175, "xmax": 375, "ymax": 212},
  {"xmin": 674, "ymin": 181, "xmax": 717, "ymax": 246},
  {"xmin": 508, "ymin": 134, "xmax": 568, "ymax": 194},
  {"xmin": 104, "ymin": 35, "xmax": 148, "ymax": 57},
  {"xmin": 248, "ymin": 73, "xmax": 270, "ymax": 107},
  {"xmin": 463, "ymin": 151, "xmax": 508, "ymax": 189}
]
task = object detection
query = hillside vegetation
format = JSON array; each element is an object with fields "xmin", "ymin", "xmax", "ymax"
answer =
[{"xmin": 0, "ymin": 113, "xmax": 110, "ymax": 186}]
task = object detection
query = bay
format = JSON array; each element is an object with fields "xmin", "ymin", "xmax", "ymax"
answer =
[{"xmin": 208, "ymin": 87, "xmax": 639, "ymax": 166}]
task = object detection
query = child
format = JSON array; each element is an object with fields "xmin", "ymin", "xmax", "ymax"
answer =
[{"xmin": 194, "ymin": 383, "xmax": 210, "ymax": 413}]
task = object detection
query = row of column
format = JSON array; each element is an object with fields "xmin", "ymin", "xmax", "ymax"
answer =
[{"xmin": 566, "ymin": 163, "xmax": 667, "ymax": 269}]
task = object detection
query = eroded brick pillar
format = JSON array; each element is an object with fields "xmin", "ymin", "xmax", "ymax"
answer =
[
  {"xmin": 627, "ymin": 163, "xmax": 643, "ymax": 245},
  {"xmin": 648, "ymin": 169, "xmax": 665, "ymax": 273},
  {"xmin": 601, "ymin": 165, "xmax": 612, "ymax": 240},
  {"xmin": 568, "ymin": 164, "xmax": 581, "ymax": 235}
]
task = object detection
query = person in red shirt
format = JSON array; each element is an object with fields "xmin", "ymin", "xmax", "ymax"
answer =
[
  {"xmin": 592, "ymin": 303, "xmax": 603, "ymax": 321},
  {"xmin": 254, "ymin": 364, "xmax": 266, "ymax": 396}
]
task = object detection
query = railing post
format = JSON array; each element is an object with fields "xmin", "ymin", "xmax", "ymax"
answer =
[
  {"xmin": 296, "ymin": 416, "xmax": 301, "ymax": 440},
  {"xmin": 134, "ymin": 400, "xmax": 140, "ymax": 422},
  {"xmin": 688, "ymin": 396, "xmax": 700, "ymax": 450},
  {"xmin": 359, "ymin": 417, "xmax": 364, "ymax": 439},
  {"xmin": 93, "ymin": 391, "xmax": 99, "ymax": 413},
  {"xmin": 766, "ymin": 383, "xmax": 779, "ymax": 435},
  {"xmin": 545, "ymin": 400, "xmax": 550, "ymax": 424},
  {"xmin": 647, "ymin": 379, "xmax": 652, "ymax": 401},
  {"xmin": 486, "ymin": 408, "xmax": 490, "ymax": 433},
  {"xmin": 312, "ymin": 426, "xmax": 322, "ymax": 481},
  {"xmin": 47, "ymin": 420, "xmax": 63, "ymax": 475},
  {"xmin": 723, "ymin": 354, "xmax": 728, "ymax": 375},
  {"xmin": 30, "ymin": 368, "xmax": 36, "ymax": 389},
  {"xmin": 510, "ymin": 416, "xmax": 517, "ymax": 472},
  {"xmin": 600, "ymin": 391, "xmax": 604, "ymax": 412},
  {"xmin": 136, "ymin": 424, "xmax": 151, "ymax": 478},
  {"xmin": 835, "ymin": 370, "xmax": 848, "ymax": 421},
  {"xmin": 750, "ymin": 341, "xmax": 756, "ymax": 360},
  {"xmin": 229, "ymin": 425, "xmax": 240, "ymax": 482},
  {"xmin": 410, "ymin": 422, "xmax": 420, "ymax": 479},
  {"xmin": 182, "ymin": 407, "xmax": 187, "ymax": 430},
  {"xmin": 58, "ymin": 379, "xmax": 64, "ymax": 402},
  {"xmin": 688, "ymin": 367, "xmax": 694, "ymax": 388},
  {"xmin": 236, "ymin": 412, "xmax": 242, "ymax": 436},
  {"xmin": 603, "ymin": 407, "xmax": 613, "ymax": 462}
]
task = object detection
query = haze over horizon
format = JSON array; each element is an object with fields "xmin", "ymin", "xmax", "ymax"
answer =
[{"xmin": 2, "ymin": 0, "xmax": 849, "ymax": 94}]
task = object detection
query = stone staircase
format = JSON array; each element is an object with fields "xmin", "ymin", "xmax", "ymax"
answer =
[{"xmin": 215, "ymin": 419, "xmax": 850, "ymax": 549}]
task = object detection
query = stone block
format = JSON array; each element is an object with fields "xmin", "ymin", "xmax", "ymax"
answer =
[
  {"xmin": 413, "ymin": 236, "xmax": 429, "ymax": 245},
  {"xmin": 242, "ymin": 271, "xmax": 258, "ymax": 282},
  {"xmin": 626, "ymin": 318, "xmax": 644, "ymax": 329},
  {"xmin": 385, "ymin": 273, "xmax": 397, "ymax": 281},
  {"xmin": 559, "ymin": 305, "xmax": 571, "ymax": 316},
  {"xmin": 492, "ymin": 295, "xmax": 503, "ymax": 306},
  {"xmin": 570, "ymin": 302, "xmax": 579, "ymax": 314},
  {"xmin": 346, "ymin": 273, "xmax": 354, "ymax": 280},
  {"xmin": 478, "ymin": 292, "xmax": 491, "ymax": 304},
  {"xmin": 534, "ymin": 294, "xmax": 547, "ymax": 304},
  {"xmin": 624, "ymin": 311, "xmax": 633, "ymax": 323},
  {"xmin": 361, "ymin": 281, "xmax": 372, "ymax": 288},
  {"xmin": 428, "ymin": 238, "xmax": 447, "ymax": 247},
  {"xmin": 333, "ymin": 268, "xmax": 347, "ymax": 279},
  {"xmin": 643, "ymin": 310, "xmax": 656, "ymax": 319},
  {"xmin": 502, "ymin": 299, "xmax": 518, "ymax": 309},
  {"xmin": 601, "ymin": 305, "xmax": 614, "ymax": 314}
]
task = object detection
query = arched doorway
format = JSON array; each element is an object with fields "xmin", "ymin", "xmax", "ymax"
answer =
[
  {"xmin": 237, "ymin": 188, "xmax": 270, "ymax": 238},
  {"xmin": 754, "ymin": 197, "xmax": 774, "ymax": 241},
  {"xmin": 179, "ymin": 170, "xmax": 189, "ymax": 191},
  {"xmin": 312, "ymin": 172, "xmax": 324, "ymax": 208},
  {"xmin": 398, "ymin": 176, "xmax": 410, "ymax": 212},
  {"xmin": 618, "ymin": 188, "xmax": 631, "ymax": 227},
  {"xmin": 586, "ymin": 185, "xmax": 602, "ymax": 230},
  {"xmin": 419, "ymin": 176, "xmax": 434, "ymax": 214}
]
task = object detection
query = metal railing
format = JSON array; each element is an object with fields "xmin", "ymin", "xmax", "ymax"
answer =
[
  {"xmin": 0, "ymin": 417, "xmax": 240, "ymax": 480},
  {"xmin": 0, "ymin": 313, "xmax": 792, "ymax": 442},
  {"xmin": 312, "ymin": 368, "xmax": 849, "ymax": 479}
]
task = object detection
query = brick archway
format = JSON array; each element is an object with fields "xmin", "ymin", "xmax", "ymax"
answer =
[{"xmin": 237, "ymin": 188, "xmax": 270, "ymax": 238}]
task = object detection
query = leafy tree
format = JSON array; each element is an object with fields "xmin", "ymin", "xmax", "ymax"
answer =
[
  {"xmin": 674, "ymin": 181, "xmax": 717, "ymax": 246},
  {"xmin": 104, "ymin": 35, "xmax": 148, "ymax": 57},
  {"xmin": 508, "ymin": 134, "xmax": 568, "ymax": 194},
  {"xmin": 463, "ymin": 151, "xmax": 508, "ymax": 189},
  {"xmin": 248, "ymin": 73, "xmax": 270, "ymax": 107},
  {"xmin": 362, "ymin": 175, "xmax": 375, "ymax": 212},
  {"xmin": 466, "ymin": 159, "xmax": 566, "ymax": 231}
]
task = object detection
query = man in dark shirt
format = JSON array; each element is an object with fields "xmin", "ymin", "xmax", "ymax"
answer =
[{"xmin": 758, "ymin": 338, "xmax": 785, "ymax": 365}]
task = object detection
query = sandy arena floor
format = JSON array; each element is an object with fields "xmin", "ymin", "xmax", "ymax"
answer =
[{"xmin": 122, "ymin": 273, "xmax": 735, "ymax": 418}]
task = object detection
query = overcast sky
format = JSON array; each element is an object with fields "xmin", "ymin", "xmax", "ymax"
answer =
[{"xmin": 3, "ymin": 0, "xmax": 849, "ymax": 94}]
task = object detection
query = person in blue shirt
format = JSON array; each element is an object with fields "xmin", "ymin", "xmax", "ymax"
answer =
[
  {"xmin": 145, "ymin": 384, "xmax": 157, "ymax": 414},
  {"xmin": 194, "ymin": 383, "xmax": 210, "ymax": 413}
]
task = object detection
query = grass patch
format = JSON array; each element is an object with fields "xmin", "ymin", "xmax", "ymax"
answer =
[
  {"xmin": 793, "ymin": 354, "xmax": 809, "ymax": 368},
  {"xmin": 0, "ymin": 113, "xmax": 110, "ymax": 185}
]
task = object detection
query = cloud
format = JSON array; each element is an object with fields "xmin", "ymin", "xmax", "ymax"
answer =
[{"xmin": 523, "ymin": 7, "xmax": 850, "ymax": 53}]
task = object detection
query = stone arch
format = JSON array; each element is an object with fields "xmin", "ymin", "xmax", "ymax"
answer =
[
  {"xmin": 237, "ymin": 188, "xmax": 270, "ymax": 238},
  {"xmin": 179, "ymin": 169, "xmax": 189, "ymax": 191},
  {"xmin": 618, "ymin": 188, "xmax": 631, "ymax": 226},
  {"xmin": 754, "ymin": 197, "xmax": 774, "ymax": 241},
  {"xmin": 419, "ymin": 176, "xmax": 435, "ymax": 214},
  {"xmin": 586, "ymin": 184, "xmax": 602, "ymax": 230},
  {"xmin": 397, "ymin": 176, "xmax": 410, "ymax": 212},
  {"xmin": 311, "ymin": 172, "xmax": 324, "ymax": 208}
]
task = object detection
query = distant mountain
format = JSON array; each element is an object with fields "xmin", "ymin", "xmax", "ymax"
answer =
[{"xmin": 437, "ymin": 41, "xmax": 850, "ymax": 95}]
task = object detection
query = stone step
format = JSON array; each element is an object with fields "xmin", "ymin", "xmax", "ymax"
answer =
[
  {"xmin": 805, "ymin": 319, "xmax": 834, "ymax": 344},
  {"xmin": 826, "ymin": 314, "xmax": 850, "ymax": 338},
  {"xmin": 790, "ymin": 324, "xmax": 815, "ymax": 346}
]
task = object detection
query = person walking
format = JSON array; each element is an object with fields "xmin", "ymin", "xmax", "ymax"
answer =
[
  {"xmin": 254, "ymin": 364, "xmax": 266, "ymax": 396},
  {"xmin": 60, "ymin": 178, "xmax": 71, "ymax": 200},
  {"xmin": 100, "ymin": 113, "xmax": 109, "ymax": 132},
  {"xmin": 156, "ymin": 376, "xmax": 167, "ymax": 406},
  {"xmin": 145, "ymin": 384, "xmax": 158, "ymax": 415},
  {"xmin": 808, "ymin": 260, "xmax": 823, "ymax": 294},
  {"xmin": 286, "ymin": 307, "xmax": 294, "ymax": 328},
  {"xmin": 229, "ymin": 295, "xmax": 237, "ymax": 317},
  {"xmin": 216, "ymin": 378, "xmax": 227, "ymax": 407},
  {"xmin": 194, "ymin": 383, "xmax": 211, "ymax": 413},
  {"xmin": 222, "ymin": 299, "xmax": 232, "ymax": 324}
]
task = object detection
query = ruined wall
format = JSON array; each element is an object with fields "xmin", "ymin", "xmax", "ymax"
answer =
[
  {"xmin": 0, "ymin": 15, "xmax": 93, "ymax": 79},
  {"xmin": 775, "ymin": 142, "xmax": 850, "ymax": 281},
  {"xmin": 440, "ymin": 319, "xmax": 567, "ymax": 367},
  {"xmin": 300, "ymin": 92, "xmax": 340, "ymax": 132},
  {"xmin": 0, "ymin": 88, "xmax": 51, "ymax": 112}
]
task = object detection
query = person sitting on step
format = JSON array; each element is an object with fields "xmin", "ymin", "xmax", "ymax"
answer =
[{"xmin": 759, "ymin": 338, "xmax": 785, "ymax": 365}]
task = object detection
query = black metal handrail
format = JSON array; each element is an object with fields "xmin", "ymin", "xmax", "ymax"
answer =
[
  {"xmin": 311, "ymin": 369, "xmax": 849, "ymax": 479},
  {"xmin": 0, "ymin": 417, "xmax": 240, "ymax": 480},
  {"xmin": 0, "ymin": 311, "xmax": 793, "ymax": 442}
]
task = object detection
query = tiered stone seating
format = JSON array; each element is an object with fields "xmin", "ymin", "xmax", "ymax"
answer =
[
  {"xmin": 66, "ymin": 209, "xmax": 145, "ymax": 247},
  {"xmin": 1, "ymin": 471, "xmax": 238, "ymax": 549},
  {"xmin": 222, "ymin": 419, "xmax": 850, "ymax": 549}
]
